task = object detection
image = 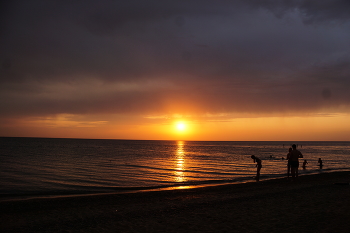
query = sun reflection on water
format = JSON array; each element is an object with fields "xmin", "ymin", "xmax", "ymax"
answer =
[{"xmin": 175, "ymin": 141, "xmax": 186, "ymax": 183}]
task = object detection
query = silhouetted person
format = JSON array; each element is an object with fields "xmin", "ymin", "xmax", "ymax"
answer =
[
  {"xmin": 290, "ymin": 144, "xmax": 303, "ymax": 180},
  {"xmin": 302, "ymin": 160, "xmax": 308, "ymax": 169},
  {"xmin": 286, "ymin": 147, "xmax": 292, "ymax": 178},
  {"xmin": 251, "ymin": 155, "xmax": 262, "ymax": 181},
  {"xmin": 318, "ymin": 158, "xmax": 323, "ymax": 169}
]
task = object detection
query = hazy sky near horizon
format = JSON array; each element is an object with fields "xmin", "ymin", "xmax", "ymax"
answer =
[{"xmin": 1, "ymin": 0, "xmax": 350, "ymax": 140}]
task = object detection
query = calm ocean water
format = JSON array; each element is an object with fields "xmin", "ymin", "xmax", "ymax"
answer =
[{"xmin": 0, "ymin": 137, "xmax": 349, "ymax": 199}]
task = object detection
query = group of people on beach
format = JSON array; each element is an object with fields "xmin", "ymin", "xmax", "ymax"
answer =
[{"xmin": 251, "ymin": 144, "xmax": 323, "ymax": 182}]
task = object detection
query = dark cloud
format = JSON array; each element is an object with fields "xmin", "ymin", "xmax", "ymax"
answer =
[
  {"xmin": 1, "ymin": 0, "xmax": 350, "ymax": 119},
  {"xmin": 322, "ymin": 88, "xmax": 331, "ymax": 100},
  {"xmin": 247, "ymin": 0, "xmax": 350, "ymax": 23}
]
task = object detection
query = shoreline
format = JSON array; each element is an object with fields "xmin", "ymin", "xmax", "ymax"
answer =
[
  {"xmin": 2, "ymin": 169, "xmax": 348, "ymax": 203},
  {"xmin": 1, "ymin": 171, "xmax": 350, "ymax": 232}
]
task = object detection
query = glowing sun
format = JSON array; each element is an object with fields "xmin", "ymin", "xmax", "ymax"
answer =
[{"xmin": 176, "ymin": 122, "xmax": 186, "ymax": 131}]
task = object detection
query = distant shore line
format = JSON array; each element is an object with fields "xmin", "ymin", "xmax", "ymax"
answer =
[{"xmin": 1, "ymin": 136, "xmax": 350, "ymax": 142}]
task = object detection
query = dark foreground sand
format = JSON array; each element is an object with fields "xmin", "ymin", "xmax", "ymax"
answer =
[{"xmin": 1, "ymin": 171, "xmax": 350, "ymax": 233}]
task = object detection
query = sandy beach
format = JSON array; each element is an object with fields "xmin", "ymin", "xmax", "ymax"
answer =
[{"xmin": 1, "ymin": 171, "xmax": 350, "ymax": 233}]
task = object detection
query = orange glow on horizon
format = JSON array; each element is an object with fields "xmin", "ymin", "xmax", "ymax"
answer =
[{"xmin": 1, "ymin": 113, "xmax": 350, "ymax": 141}]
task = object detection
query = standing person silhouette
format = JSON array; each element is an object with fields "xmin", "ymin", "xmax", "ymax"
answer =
[
  {"xmin": 290, "ymin": 144, "xmax": 303, "ymax": 180},
  {"xmin": 302, "ymin": 160, "xmax": 308, "ymax": 169},
  {"xmin": 251, "ymin": 155, "xmax": 262, "ymax": 181},
  {"xmin": 286, "ymin": 148, "xmax": 292, "ymax": 178},
  {"xmin": 318, "ymin": 158, "xmax": 323, "ymax": 169}
]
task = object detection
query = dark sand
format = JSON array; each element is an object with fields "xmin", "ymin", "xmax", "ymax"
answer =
[{"xmin": 1, "ymin": 171, "xmax": 350, "ymax": 233}]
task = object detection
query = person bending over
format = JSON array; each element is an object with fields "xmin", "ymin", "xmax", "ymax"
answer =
[{"xmin": 251, "ymin": 155, "xmax": 262, "ymax": 181}]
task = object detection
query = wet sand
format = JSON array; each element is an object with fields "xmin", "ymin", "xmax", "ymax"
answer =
[{"xmin": 1, "ymin": 171, "xmax": 350, "ymax": 233}]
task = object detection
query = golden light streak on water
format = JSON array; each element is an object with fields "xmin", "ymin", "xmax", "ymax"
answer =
[{"xmin": 175, "ymin": 141, "xmax": 186, "ymax": 182}]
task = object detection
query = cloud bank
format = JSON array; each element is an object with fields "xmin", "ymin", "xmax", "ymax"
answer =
[{"xmin": 1, "ymin": 0, "xmax": 350, "ymax": 121}]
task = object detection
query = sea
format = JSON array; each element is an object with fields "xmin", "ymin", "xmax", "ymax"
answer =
[{"xmin": 0, "ymin": 137, "xmax": 349, "ymax": 200}]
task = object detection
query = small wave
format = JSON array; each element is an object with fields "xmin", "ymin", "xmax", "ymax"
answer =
[
  {"xmin": 121, "ymin": 164, "xmax": 237, "ymax": 176},
  {"xmin": 0, "ymin": 177, "xmax": 253, "ymax": 202}
]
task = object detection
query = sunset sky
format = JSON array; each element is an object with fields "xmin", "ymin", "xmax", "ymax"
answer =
[{"xmin": 1, "ymin": 0, "xmax": 350, "ymax": 141}]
